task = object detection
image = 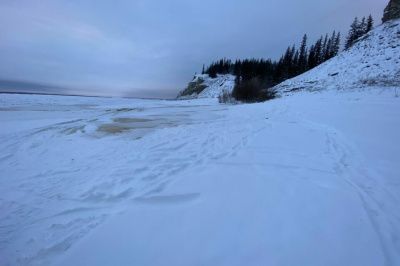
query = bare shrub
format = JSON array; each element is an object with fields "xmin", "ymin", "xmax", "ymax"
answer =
[
  {"xmin": 232, "ymin": 77, "xmax": 277, "ymax": 103},
  {"xmin": 218, "ymin": 90, "xmax": 236, "ymax": 104}
]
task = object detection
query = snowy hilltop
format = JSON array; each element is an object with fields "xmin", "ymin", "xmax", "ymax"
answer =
[
  {"xmin": 177, "ymin": 74, "xmax": 235, "ymax": 99},
  {"xmin": 275, "ymin": 19, "xmax": 400, "ymax": 94}
]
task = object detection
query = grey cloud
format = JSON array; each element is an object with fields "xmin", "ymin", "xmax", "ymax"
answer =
[{"xmin": 0, "ymin": 0, "xmax": 387, "ymax": 97}]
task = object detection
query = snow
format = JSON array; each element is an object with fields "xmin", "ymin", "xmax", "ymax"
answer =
[
  {"xmin": 198, "ymin": 74, "xmax": 236, "ymax": 98},
  {"xmin": 275, "ymin": 19, "xmax": 400, "ymax": 94},
  {"xmin": 179, "ymin": 74, "xmax": 236, "ymax": 99},
  {"xmin": 0, "ymin": 94, "xmax": 222, "ymax": 265},
  {"xmin": 1, "ymin": 19, "xmax": 400, "ymax": 266},
  {"xmin": 1, "ymin": 88, "xmax": 400, "ymax": 266}
]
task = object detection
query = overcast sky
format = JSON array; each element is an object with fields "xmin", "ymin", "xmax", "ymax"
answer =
[{"xmin": 0, "ymin": 0, "xmax": 387, "ymax": 98}]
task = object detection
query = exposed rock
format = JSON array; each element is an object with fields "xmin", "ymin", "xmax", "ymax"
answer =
[
  {"xmin": 177, "ymin": 76, "xmax": 207, "ymax": 98},
  {"xmin": 383, "ymin": 0, "xmax": 400, "ymax": 23},
  {"xmin": 177, "ymin": 74, "xmax": 235, "ymax": 99}
]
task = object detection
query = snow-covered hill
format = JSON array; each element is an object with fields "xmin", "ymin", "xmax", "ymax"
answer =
[
  {"xmin": 275, "ymin": 19, "xmax": 400, "ymax": 94},
  {"xmin": 178, "ymin": 74, "xmax": 235, "ymax": 99}
]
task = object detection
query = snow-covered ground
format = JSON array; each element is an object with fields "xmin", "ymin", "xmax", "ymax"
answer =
[
  {"xmin": 1, "ymin": 87, "xmax": 399, "ymax": 265},
  {"xmin": 0, "ymin": 94, "xmax": 226, "ymax": 265},
  {"xmin": 275, "ymin": 19, "xmax": 400, "ymax": 94}
]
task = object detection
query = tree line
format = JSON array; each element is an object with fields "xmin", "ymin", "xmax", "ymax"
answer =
[
  {"xmin": 204, "ymin": 30, "xmax": 341, "ymax": 91},
  {"xmin": 201, "ymin": 14, "xmax": 374, "ymax": 102}
]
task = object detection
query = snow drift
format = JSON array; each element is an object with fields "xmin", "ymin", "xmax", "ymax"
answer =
[{"xmin": 275, "ymin": 19, "xmax": 400, "ymax": 94}]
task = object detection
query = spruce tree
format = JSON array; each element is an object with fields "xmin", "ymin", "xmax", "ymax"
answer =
[
  {"xmin": 359, "ymin": 17, "xmax": 367, "ymax": 36},
  {"xmin": 298, "ymin": 34, "xmax": 308, "ymax": 72},
  {"xmin": 288, "ymin": 45, "xmax": 297, "ymax": 77},
  {"xmin": 322, "ymin": 34, "xmax": 329, "ymax": 61},
  {"xmin": 326, "ymin": 31, "xmax": 336, "ymax": 59},
  {"xmin": 308, "ymin": 44, "xmax": 316, "ymax": 69},
  {"xmin": 314, "ymin": 37, "xmax": 323, "ymax": 65},
  {"xmin": 366, "ymin": 15, "xmax": 374, "ymax": 32},
  {"xmin": 345, "ymin": 17, "xmax": 359, "ymax": 49},
  {"xmin": 293, "ymin": 50, "xmax": 299, "ymax": 75},
  {"xmin": 333, "ymin": 32, "xmax": 341, "ymax": 57}
]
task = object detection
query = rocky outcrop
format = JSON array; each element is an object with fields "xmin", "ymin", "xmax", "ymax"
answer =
[
  {"xmin": 383, "ymin": 0, "xmax": 400, "ymax": 22},
  {"xmin": 177, "ymin": 76, "xmax": 207, "ymax": 98},
  {"xmin": 177, "ymin": 74, "xmax": 236, "ymax": 99}
]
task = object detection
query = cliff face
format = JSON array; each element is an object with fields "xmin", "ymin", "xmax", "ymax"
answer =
[{"xmin": 383, "ymin": 0, "xmax": 400, "ymax": 22}]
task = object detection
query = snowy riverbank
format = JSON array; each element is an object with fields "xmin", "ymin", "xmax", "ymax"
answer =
[{"xmin": 1, "ymin": 88, "xmax": 400, "ymax": 265}]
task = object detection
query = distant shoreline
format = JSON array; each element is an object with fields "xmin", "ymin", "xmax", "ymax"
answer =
[{"xmin": 0, "ymin": 90, "xmax": 175, "ymax": 101}]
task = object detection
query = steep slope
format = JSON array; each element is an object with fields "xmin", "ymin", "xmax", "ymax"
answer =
[
  {"xmin": 275, "ymin": 19, "xmax": 400, "ymax": 94},
  {"xmin": 178, "ymin": 74, "xmax": 235, "ymax": 99}
]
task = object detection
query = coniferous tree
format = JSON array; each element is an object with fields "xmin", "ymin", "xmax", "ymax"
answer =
[
  {"xmin": 293, "ymin": 50, "xmax": 300, "ymax": 75},
  {"xmin": 327, "ymin": 31, "xmax": 335, "ymax": 59},
  {"xmin": 345, "ymin": 15, "xmax": 373, "ymax": 49},
  {"xmin": 332, "ymin": 32, "xmax": 341, "ymax": 57},
  {"xmin": 325, "ymin": 38, "xmax": 333, "ymax": 60},
  {"xmin": 288, "ymin": 45, "xmax": 297, "ymax": 76},
  {"xmin": 359, "ymin": 17, "xmax": 367, "ymax": 37},
  {"xmin": 280, "ymin": 46, "xmax": 292, "ymax": 79},
  {"xmin": 366, "ymin": 15, "xmax": 374, "ymax": 32},
  {"xmin": 307, "ymin": 44, "xmax": 316, "ymax": 69},
  {"xmin": 298, "ymin": 34, "xmax": 308, "ymax": 72},
  {"xmin": 346, "ymin": 17, "xmax": 359, "ymax": 49},
  {"xmin": 323, "ymin": 31, "xmax": 340, "ymax": 60},
  {"xmin": 314, "ymin": 37, "xmax": 323, "ymax": 65},
  {"xmin": 322, "ymin": 34, "xmax": 329, "ymax": 61}
]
